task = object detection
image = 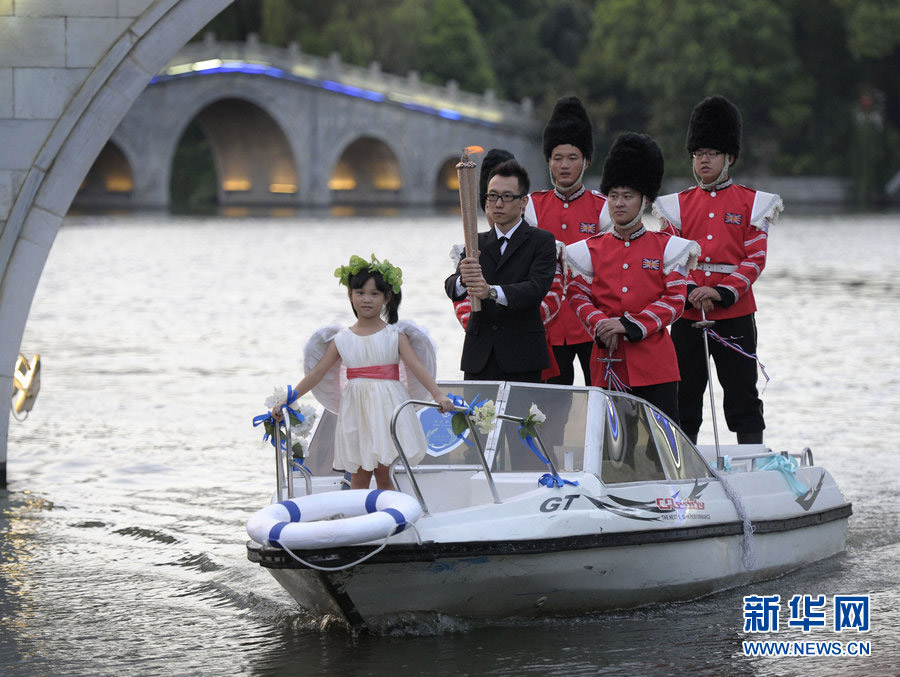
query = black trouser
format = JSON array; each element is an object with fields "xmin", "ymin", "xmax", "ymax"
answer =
[
  {"xmin": 671, "ymin": 313, "xmax": 764, "ymax": 440},
  {"xmin": 546, "ymin": 341, "xmax": 594, "ymax": 386},
  {"xmin": 465, "ymin": 351, "xmax": 542, "ymax": 383},
  {"xmin": 629, "ymin": 381, "xmax": 680, "ymax": 426}
]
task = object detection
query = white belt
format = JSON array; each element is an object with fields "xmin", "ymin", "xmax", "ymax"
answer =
[{"xmin": 697, "ymin": 262, "xmax": 738, "ymax": 274}]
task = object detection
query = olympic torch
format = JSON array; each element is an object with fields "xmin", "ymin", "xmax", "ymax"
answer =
[{"xmin": 456, "ymin": 146, "xmax": 483, "ymax": 312}]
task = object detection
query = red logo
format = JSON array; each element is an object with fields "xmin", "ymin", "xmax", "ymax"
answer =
[
  {"xmin": 656, "ymin": 497, "xmax": 705, "ymax": 511},
  {"xmin": 724, "ymin": 212, "xmax": 743, "ymax": 225},
  {"xmin": 579, "ymin": 222, "xmax": 598, "ymax": 234},
  {"xmin": 642, "ymin": 258, "xmax": 660, "ymax": 270}
]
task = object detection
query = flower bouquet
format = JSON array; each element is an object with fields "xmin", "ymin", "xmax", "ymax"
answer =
[
  {"xmin": 254, "ymin": 385, "xmax": 318, "ymax": 459},
  {"xmin": 450, "ymin": 396, "xmax": 497, "ymax": 438}
]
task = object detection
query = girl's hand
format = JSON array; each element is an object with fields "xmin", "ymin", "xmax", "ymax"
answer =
[
  {"xmin": 436, "ymin": 396, "xmax": 455, "ymax": 414},
  {"xmin": 271, "ymin": 403, "xmax": 286, "ymax": 421}
]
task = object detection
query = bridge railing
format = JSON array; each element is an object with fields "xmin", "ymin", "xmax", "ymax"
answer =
[{"xmin": 158, "ymin": 33, "xmax": 537, "ymax": 132}]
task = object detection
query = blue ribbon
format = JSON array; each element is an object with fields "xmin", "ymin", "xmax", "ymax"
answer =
[
  {"xmin": 755, "ymin": 454, "xmax": 808, "ymax": 496},
  {"xmin": 252, "ymin": 385, "xmax": 305, "ymax": 451},
  {"xmin": 448, "ymin": 393, "xmax": 487, "ymax": 446},
  {"xmin": 538, "ymin": 473, "xmax": 579, "ymax": 488},
  {"xmin": 603, "ymin": 359, "xmax": 630, "ymax": 393},
  {"xmin": 251, "ymin": 411, "xmax": 277, "ymax": 446},
  {"xmin": 518, "ymin": 424, "xmax": 551, "ymax": 464}
]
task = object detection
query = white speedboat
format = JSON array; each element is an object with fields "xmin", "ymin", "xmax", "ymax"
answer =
[{"xmin": 246, "ymin": 381, "xmax": 851, "ymax": 631}]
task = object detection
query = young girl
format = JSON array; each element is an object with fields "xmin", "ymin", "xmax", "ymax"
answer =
[{"xmin": 276, "ymin": 254, "xmax": 454, "ymax": 490}]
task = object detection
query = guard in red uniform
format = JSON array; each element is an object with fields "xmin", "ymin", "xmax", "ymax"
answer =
[
  {"xmin": 525, "ymin": 96, "xmax": 611, "ymax": 385},
  {"xmin": 566, "ymin": 133, "xmax": 699, "ymax": 422},
  {"xmin": 654, "ymin": 95, "xmax": 783, "ymax": 444}
]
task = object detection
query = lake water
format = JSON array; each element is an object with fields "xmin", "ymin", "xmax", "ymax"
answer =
[{"xmin": 2, "ymin": 208, "xmax": 899, "ymax": 676}]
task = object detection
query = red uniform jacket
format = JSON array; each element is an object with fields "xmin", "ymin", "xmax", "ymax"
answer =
[
  {"xmin": 566, "ymin": 229, "xmax": 698, "ymax": 388},
  {"xmin": 525, "ymin": 186, "xmax": 611, "ymax": 346},
  {"xmin": 654, "ymin": 182, "xmax": 782, "ymax": 321}
]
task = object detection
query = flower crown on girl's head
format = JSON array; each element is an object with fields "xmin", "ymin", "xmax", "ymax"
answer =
[{"xmin": 334, "ymin": 254, "xmax": 403, "ymax": 294}]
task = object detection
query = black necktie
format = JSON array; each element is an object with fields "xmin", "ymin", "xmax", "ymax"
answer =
[{"xmin": 498, "ymin": 236, "xmax": 508, "ymax": 254}]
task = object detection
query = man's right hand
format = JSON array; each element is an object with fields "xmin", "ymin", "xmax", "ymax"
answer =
[{"xmin": 460, "ymin": 256, "xmax": 487, "ymax": 296}]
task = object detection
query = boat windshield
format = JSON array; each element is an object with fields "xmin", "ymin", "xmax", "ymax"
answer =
[
  {"xmin": 492, "ymin": 384, "xmax": 590, "ymax": 472},
  {"xmin": 417, "ymin": 382, "xmax": 505, "ymax": 467},
  {"xmin": 299, "ymin": 382, "xmax": 711, "ymax": 484},
  {"xmin": 601, "ymin": 393, "xmax": 712, "ymax": 483}
]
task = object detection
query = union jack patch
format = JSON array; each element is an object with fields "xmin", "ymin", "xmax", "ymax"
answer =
[
  {"xmin": 724, "ymin": 212, "xmax": 743, "ymax": 225},
  {"xmin": 642, "ymin": 258, "xmax": 660, "ymax": 270},
  {"xmin": 579, "ymin": 222, "xmax": 598, "ymax": 234}
]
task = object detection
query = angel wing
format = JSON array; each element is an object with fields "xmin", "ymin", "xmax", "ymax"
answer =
[
  {"xmin": 396, "ymin": 319, "xmax": 438, "ymax": 402},
  {"xmin": 303, "ymin": 324, "xmax": 344, "ymax": 414}
]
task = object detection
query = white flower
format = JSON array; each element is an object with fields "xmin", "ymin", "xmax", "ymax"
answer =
[
  {"xmin": 290, "ymin": 405, "xmax": 317, "ymax": 437},
  {"xmin": 264, "ymin": 386, "xmax": 289, "ymax": 410},
  {"xmin": 528, "ymin": 403, "xmax": 546, "ymax": 424},
  {"xmin": 472, "ymin": 399, "xmax": 497, "ymax": 434},
  {"xmin": 263, "ymin": 386, "xmax": 318, "ymax": 458}
]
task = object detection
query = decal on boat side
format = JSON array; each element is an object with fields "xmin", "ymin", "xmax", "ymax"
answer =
[
  {"xmin": 585, "ymin": 480, "xmax": 711, "ymax": 522},
  {"xmin": 540, "ymin": 495, "xmax": 580, "ymax": 512},
  {"xmin": 795, "ymin": 471, "xmax": 826, "ymax": 512}
]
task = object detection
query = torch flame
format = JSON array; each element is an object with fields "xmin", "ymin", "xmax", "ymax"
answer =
[{"xmin": 464, "ymin": 145, "xmax": 484, "ymax": 157}]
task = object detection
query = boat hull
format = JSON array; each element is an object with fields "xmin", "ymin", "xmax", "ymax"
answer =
[{"xmin": 249, "ymin": 503, "xmax": 850, "ymax": 627}]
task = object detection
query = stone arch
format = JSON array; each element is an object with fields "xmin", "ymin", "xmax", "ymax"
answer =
[
  {"xmin": 181, "ymin": 97, "xmax": 298, "ymax": 206},
  {"xmin": 434, "ymin": 156, "xmax": 461, "ymax": 207},
  {"xmin": 0, "ymin": 0, "xmax": 236, "ymax": 480},
  {"xmin": 71, "ymin": 141, "xmax": 136, "ymax": 211},
  {"xmin": 330, "ymin": 136, "xmax": 403, "ymax": 205},
  {"xmin": 111, "ymin": 73, "xmax": 311, "ymax": 210}
]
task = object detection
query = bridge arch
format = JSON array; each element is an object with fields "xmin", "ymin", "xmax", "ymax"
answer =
[
  {"xmin": 192, "ymin": 97, "xmax": 298, "ymax": 205},
  {"xmin": 72, "ymin": 140, "xmax": 136, "ymax": 211},
  {"xmin": 330, "ymin": 136, "xmax": 402, "ymax": 205},
  {"xmin": 111, "ymin": 73, "xmax": 310, "ymax": 209},
  {"xmin": 434, "ymin": 157, "xmax": 462, "ymax": 206}
]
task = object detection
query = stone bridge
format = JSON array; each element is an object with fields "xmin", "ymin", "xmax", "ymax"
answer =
[
  {"xmin": 0, "ymin": 2, "xmax": 548, "ymax": 480},
  {"xmin": 73, "ymin": 34, "xmax": 543, "ymax": 210}
]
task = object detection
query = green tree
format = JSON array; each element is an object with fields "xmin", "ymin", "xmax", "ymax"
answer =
[
  {"xmin": 257, "ymin": 0, "xmax": 496, "ymax": 93},
  {"xmin": 201, "ymin": 0, "xmax": 261, "ymax": 41},
  {"xmin": 831, "ymin": 0, "xmax": 900, "ymax": 202},
  {"xmin": 415, "ymin": 0, "xmax": 496, "ymax": 91},
  {"xmin": 833, "ymin": 0, "xmax": 900, "ymax": 60},
  {"xmin": 578, "ymin": 0, "xmax": 814, "ymax": 175},
  {"xmin": 259, "ymin": 0, "xmax": 301, "ymax": 47},
  {"xmin": 464, "ymin": 0, "xmax": 596, "ymax": 108}
]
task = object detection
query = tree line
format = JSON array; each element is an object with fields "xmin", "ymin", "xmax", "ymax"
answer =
[{"xmin": 201, "ymin": 0, "xmax": 899, "ymax": 204}]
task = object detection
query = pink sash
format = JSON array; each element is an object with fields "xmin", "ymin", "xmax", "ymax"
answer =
[{"xmin": 345, "ymin": 364, "xmax": 400, "ymax": 381}]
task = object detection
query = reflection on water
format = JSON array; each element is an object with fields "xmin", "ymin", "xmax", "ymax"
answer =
[{"xmin": 2, "ymin": 210, "xmax": 899, "ymax": 675}]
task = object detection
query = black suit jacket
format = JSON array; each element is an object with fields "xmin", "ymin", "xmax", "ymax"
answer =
[{"xmin": 444, "ymin": 220, "xmax": 557, "ymax": 375}]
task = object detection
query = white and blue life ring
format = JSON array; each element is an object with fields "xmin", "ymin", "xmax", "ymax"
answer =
[{"xmin": 246, "ymin": 489, "xmax": 421, "ymax": 550}]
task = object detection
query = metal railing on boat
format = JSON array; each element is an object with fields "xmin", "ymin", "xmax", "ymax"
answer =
[
  {"xmin": 718, "ymin": 447, "xmax": 815, "ymax": 469},
  {"xmin": 389, "ymin": 400, "xmax": 558, "ymax": 517},
  {"xmin": 272, "ymin": 404, "xmax": 313, "ymax": 501}
]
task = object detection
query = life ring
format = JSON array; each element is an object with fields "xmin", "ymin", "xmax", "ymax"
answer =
[{"xmin": 246, "ymin": 489, "xmax": 421, "ymax": 550}]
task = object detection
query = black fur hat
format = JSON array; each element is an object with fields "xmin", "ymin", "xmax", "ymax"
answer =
[
  {"xmin": 600, "ymin": 132, "xmax": 664, "ymax": 201},
  {"xmin": 542, "ymin": 96, "xmax": 593, "ymax": 162},
  {"xmin": 686, "ymin": 95, "xmax": 742, "ymax": 159},
  {"xmin": 479, "ymin": 148, "xmax": 515, "ymax": 211}
]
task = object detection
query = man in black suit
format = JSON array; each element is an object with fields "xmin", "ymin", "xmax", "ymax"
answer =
[{"xmin": 445, "ymin": 159, "xmax": 557, "ymax": 382}]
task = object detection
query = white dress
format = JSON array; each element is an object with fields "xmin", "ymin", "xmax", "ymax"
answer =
[{"xmin": 304, "ymin": 322, "xmax": 435, "ymax": 473}]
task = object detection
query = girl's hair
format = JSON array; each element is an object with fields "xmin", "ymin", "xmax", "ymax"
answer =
[{"xmin": 347, "ymin": 269, "xmax": 401, "ymax": 324}]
